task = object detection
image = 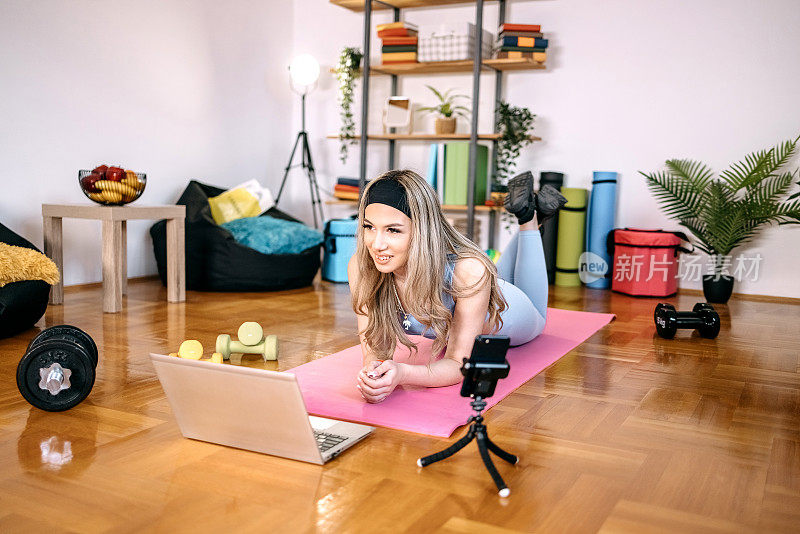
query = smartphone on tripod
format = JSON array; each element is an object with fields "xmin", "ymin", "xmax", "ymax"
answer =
[{"xmin": 459, "ymin": 335, "xmax": 511, "ymax": 398}]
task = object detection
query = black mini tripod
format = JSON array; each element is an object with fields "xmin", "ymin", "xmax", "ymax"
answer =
[{"xmin": 418, "ymin": 396, "xmax": 518, "ymax": 497}]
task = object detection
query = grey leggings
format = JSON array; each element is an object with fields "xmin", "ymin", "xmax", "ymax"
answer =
[{"xmin": 493, "ymin": 229, "xmax": 548, "ymax": 346}]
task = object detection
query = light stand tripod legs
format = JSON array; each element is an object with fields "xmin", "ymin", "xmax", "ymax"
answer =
[
  {"xmin": 276, "ymin": 131, "xmax": 303, "ymax": 204},
  {"xmin": 275, "ymin": 130, "xmax": 325, "ymax": 229},
  {"xmin": 301, "ymin": 132, "xmax": 325, "ymax": 229}
]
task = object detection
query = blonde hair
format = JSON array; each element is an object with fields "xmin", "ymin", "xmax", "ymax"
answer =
[{"xmin": 351, "ymin": 169, "xmax": 507, "ymax": 361}]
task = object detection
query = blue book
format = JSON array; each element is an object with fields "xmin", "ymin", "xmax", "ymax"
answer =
[
  {"xmin": 426, "ymin": 144, "xmax": 438, "ymax": 190},
  {"xmin": 337, "ymin": 177, "xmax": 360, "ymax": 187},
  {"xmin": 499, "ymin": 36, "xmax": 548, "ymax": 48}
]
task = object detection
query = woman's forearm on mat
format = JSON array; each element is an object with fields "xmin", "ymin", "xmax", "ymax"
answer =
[{"xmin": 398, "ymin": 358, "xmax": 462, "ymax": 387}]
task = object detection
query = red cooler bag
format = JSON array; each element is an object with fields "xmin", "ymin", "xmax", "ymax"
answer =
[{"xmin": 609, "ymin": 229, "xmax": 691, "ymax": 297}]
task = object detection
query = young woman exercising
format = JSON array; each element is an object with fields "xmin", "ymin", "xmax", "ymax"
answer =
[{"xmin": 347, "ymin": 169, "xmax": 566, "ymax": 403}]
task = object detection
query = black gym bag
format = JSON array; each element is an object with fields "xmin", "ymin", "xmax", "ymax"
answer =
[
  {"xmin": 149, "ymin": 180, "xmax": 321, "ymax": 291},
  {"xmin": 0, "ymin": 222, "xmax": 51, "ymax": 339}
]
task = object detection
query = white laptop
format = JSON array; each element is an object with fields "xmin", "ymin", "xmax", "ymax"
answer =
[{"xmin": 150, "ymin": 353, "xmax": 373, "ymax": 464}]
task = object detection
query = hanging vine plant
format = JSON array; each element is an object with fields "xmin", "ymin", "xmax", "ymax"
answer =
[
  {"xmin": 494, "ymin": 100, "xmax": 536, "ymax": 190},
  {"xmin": 335, "ymin": 47, "xmax": 363, "ymax": 164}
]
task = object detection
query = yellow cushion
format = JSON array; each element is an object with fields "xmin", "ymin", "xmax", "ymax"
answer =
[{"xmin": 0, "ymin": 243, "xmax": 60, "ymax": 287}]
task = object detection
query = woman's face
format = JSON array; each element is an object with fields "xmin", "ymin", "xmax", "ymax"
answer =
[{"xmin": 363, "ymin": 203, "xmax": 412, "ymax": 276}]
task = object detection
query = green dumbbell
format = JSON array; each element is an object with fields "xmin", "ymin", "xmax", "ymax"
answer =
[{"xmin": 215, "ymin": 322, "xmax": 278, "ymax": 362}]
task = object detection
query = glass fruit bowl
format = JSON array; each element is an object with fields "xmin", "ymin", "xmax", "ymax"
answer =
[{"xmin": 78, "ymin": 166, "xmax": 146, "ymax": 205}]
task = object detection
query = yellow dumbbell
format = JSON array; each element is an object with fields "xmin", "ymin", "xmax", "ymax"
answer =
[
  {"xmin": 178, "ymin": 340, "xmax": 203, "ymax": 360},
  {"xmin": 215, "ymin": 322, "xmax": 278, "ymax": 361}
]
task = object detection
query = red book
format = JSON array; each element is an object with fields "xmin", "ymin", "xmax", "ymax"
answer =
[
  {"xmin": 381, "ymin": 36, "xmax": 419, "ymax": 46},
  {"xmin": 334, "ymin": 184, "xmax": 359, "ymax": 193},
  {"xmin": 377, "ymin": 28, "xmax": 418, "ymax": 38},
  {"xmin": 498, "ymin": 23, "xmax": 541, "ymax": 33}
]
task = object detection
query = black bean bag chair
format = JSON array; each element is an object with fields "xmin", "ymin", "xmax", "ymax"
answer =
[
  {"xmin": 149, "ymin": 180, "xmax": 321, "ymax": 291},
  {"xmin": 0, "ymin": 223, "xmax": 51, "ymax": 339}
]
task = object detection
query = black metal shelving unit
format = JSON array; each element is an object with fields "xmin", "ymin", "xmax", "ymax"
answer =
[{"xmin": 334, "ymin": 0, "xmax": 538, "ymax": 248}]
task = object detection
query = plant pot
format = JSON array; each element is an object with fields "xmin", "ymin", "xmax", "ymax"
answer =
[
  {"xmin": 702, "ymin": 274, "xmax": 734, "ymax": 303},
  {"xmin": 435, "ymin": 117, "xmax": 456, "ymax": 135}
]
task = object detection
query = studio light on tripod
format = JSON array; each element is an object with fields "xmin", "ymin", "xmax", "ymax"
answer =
[
  {"xmin": 276, "ymin": 54, "xmax": 325, "ymax": 228},
  {"xmin": 288, "ymin": 54, "xmax": 320, "ymax": 93}
]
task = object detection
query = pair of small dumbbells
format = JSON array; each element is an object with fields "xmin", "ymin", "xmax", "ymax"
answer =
[
  {"xmin": 654, "ymin": 302, "xmax": 720, "ymax": 339},
  {"xmin": 216, "ymin": 322, "xmax": 278, "ymax": 362},
  {"xmin": 17, "ymin": 325, "xmax": 99, "ymax": 411}
]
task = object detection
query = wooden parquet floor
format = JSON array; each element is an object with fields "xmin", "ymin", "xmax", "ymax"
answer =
[{"xmin": 0, "ymin": 277, "xmax": 798, "ymax": 533}]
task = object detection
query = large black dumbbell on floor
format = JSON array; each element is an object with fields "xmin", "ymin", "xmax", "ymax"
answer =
[
  {"xmin": 16, "ymin": 325, "xmax": 99, "ymax": 411},
  {"xmin": 654, "ymin": 303, "xmax": 720, "ymax": 339}
]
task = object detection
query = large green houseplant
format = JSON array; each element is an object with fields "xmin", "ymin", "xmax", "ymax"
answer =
[{"xmin": 640, "ymin": 135, "xmax": 800, "ymax": 302}]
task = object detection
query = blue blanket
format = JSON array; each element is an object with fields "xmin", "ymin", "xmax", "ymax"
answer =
[{"xmin": 221, "ymin": 216, "xmax": 323, "ymax": 255}]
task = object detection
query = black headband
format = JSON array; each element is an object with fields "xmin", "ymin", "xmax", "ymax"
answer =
[{"xmin": 364, "ymin": 178, "xmax": 411, "ymax": 219}]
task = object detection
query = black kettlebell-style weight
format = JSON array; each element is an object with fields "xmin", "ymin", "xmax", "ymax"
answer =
[
  {"xmin": 654, "ymin": 302, "xmax": 720, "ymax": 339},
  {"xmin": 17, "ymin": 325, "xmax": 99, "ymax": 412}
]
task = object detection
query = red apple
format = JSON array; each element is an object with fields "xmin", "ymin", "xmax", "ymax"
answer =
[
  {"xmin": 81, "ymin": 172, "xmax": 102, "ymax": 193},
  {"xmin": 92, "ymin": 165, "xmax": 108, "ymax": 179},
  {"xmin": 106, "ymin": 166, "xmax": 125, "ymax": 182}
]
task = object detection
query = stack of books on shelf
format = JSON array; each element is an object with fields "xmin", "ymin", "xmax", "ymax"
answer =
[
  {"xmin": 495, "ymin": 23, "xmax": 548, "ymax": 63},
  {"xmin": 378, "ymin": 22, "xmax": 418, "ymax": 65},
  {"xmin": 333, "ymin": 177, "xmax": 362, "ymax": 201}
]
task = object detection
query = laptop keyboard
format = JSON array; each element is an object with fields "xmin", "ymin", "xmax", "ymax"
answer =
[{"xmin": 313, "ymin": 430, "xmax": 348, "ymax": 452}]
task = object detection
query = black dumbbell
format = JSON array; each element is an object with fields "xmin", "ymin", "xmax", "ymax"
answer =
[
  {"xmin": 16, "ymin": 325, "xmax": 98, "ymax": 412},
  {"xmin": 654, "ymin": 303, "xmax": 720, "ymax": 339}
]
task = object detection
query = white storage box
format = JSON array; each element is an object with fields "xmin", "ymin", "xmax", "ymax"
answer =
[{"xmin": 418, "ymin": 23, "xmax": 493, "ymax": 62}]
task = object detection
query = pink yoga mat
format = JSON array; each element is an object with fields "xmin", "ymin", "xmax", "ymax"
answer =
[{"xmin": 290, "ymin": 308, "xmax": 615, "ymax": 437}]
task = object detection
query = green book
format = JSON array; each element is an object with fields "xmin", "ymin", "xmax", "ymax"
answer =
[
  {"xmin": 443, "ymin": 142, "xmax": 489, "ymax": 206},
  {"xmin": 381, "ymin": 45, "xmax": 418, "ymax": 53}
]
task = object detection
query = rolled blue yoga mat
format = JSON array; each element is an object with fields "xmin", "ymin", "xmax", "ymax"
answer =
[
  {"xmin": 583, "ymin": 171, "xmax": 618, "ymax": 289},
  {"xmin": 539, "ymin": 171, "xmax": 564, "ymax": 285}
]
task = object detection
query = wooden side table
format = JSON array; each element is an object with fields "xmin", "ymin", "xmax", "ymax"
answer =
[{"xmin": 42, "ymin": 204, "xmax": 186, "ymax": 313}]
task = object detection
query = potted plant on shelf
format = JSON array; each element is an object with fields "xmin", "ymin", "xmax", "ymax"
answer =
[
  {"xmin": 640, "ymin": 135, "xmax": 800, "ymax": 303},
  {"xmin": 335, "ymin": 46, "xmax": 363, "ymax": 164},
  {"xmin": 418, "ymin": 85, "xmax": 470, "ymax": 135}
]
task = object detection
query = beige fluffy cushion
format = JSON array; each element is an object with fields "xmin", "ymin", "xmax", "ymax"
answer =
[{"xmin": 0, "ymin": 243, "xmax": 60, "ymax": 287}]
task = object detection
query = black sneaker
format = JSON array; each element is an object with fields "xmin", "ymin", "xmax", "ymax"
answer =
[
  {"xmin": 534, "ymin": 184, "xmax": 568, "ymax": 224},
  {"xmin": 504, "ymin": 171, "xmax": 536, "ymax": 224}
]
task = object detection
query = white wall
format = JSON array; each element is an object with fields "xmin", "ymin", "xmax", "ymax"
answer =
[
  {"xmin": 0, "ymin": 0, "xmax": 294, "ymax": 285},
  {"xmin": 2, "ymin": 1, "xmax": 798, "ymax": 298},
  {"xmin": 294, "ymin": 0, "xmax": 800, "ymax": 298}
]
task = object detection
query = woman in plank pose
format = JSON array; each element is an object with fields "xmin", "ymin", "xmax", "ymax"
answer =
[{"xmin": 348, "ymin": 169, "xmax": 566, "ymax": 403}]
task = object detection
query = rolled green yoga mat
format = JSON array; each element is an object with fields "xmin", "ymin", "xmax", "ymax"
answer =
[{"xmin": 555, "ymin": 188, "xmax": 588, "ymax": 287}]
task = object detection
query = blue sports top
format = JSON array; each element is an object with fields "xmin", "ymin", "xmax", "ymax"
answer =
[{"xmin": 399, "ymin": 255, "xmax": 457, "ymax": 338}]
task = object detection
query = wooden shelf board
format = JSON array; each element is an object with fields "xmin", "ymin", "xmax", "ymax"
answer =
[
  {"xmin": 327, "ymin": 198, "xmax": 502, "ymax": 212},
  {"xmin": 483, "ymin": 58, "xmax": 547, "ymax": 71},
  {"xmin": 330, "ymin": 0, "xmax": 493, "ymax": 12},
  {"xmin": 329, "ymin": 133, "xmax": 501, "ymax": 140},
  {"xmin": 372, "ymin": 60, "xmax": 487, "ymax": 75},
  {"xmin": 327, "ymin": 134, "xmax": 542, "ymax": 142},
  {"xmin": 371, "ymin": 59, "xmax": 545, "ymax": 75}
]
